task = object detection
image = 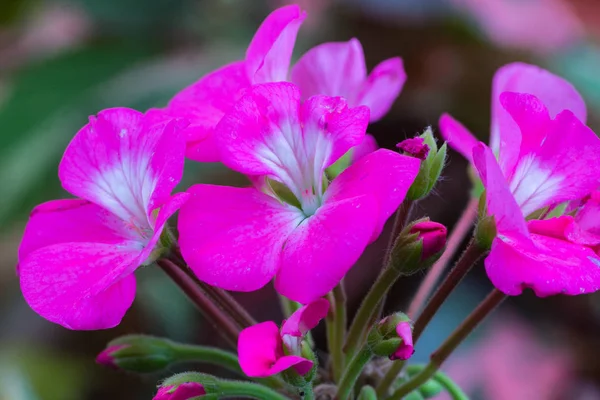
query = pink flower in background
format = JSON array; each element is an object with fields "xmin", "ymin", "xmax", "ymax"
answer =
[
  {"xmin": 441, "ymin": 314, "xmax": 572, "ymax": 400},
  {"xmin": 18, "ymin": 108, "xmax": 188, "ymax": 330},
  {"xmin": 440, "ymin": 62, "xmax": 587, "ymax": 177},
  {"xmin": 154, "ymin": 383, "xmax": 206, "ymax": 400},
  {"xmin": 450, "ymin": 0, "xmax": 583, "ymax": 54},
  {"xmin": 178, "ymin": 82, "xmax": 420, "ymax": 303},
  {"xmin": 238, "ymin": 299, "xmax": 329, "ymax": 377},
  {"xmin": 473, "ymin": 141, "xmax": 600, "ymax": 296},
  {"xmin": 150, "ymin": 5, "xmax": 405, "ymax": 163}
]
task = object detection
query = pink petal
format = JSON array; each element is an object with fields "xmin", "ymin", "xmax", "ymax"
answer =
[
  {"xmin": 177, "ymin": 184, "xmax": 303, "ymax": 292},
  {"xmin": 485, "ymin": 233, "xmax": 600, "ymax": 297},
  {"xmin": 438, "ymin": 113, "xmax": 478, "ymax": 162},
  {"xmin": 18, "ymin": 199, "xmax": 137, "ymax": 262},
  {"xmin": 502, "ymin": 93, "xmax": 600, "ymax": 215},
  {"xmin": 356, "ymin": 57, "xmax": 406, "ymax": 121},
  {"xmin": 325, "ymin": 149, "xmax": 421, "ymax": 242},
  {"xmin": 575, "ymin": 193, "xmax": 600, "ymax": 239},
  {"xmin": 301, "ymin": 94, "xmax": 370, "ymax": 168},
  {"xmin": 245, "ymin": 5, "xmax": 306, "ymax": 83},
  {"xmin": 350, "ymin": 134, "xmax": 378, "ymax": 163},
  {"xmin": 528, "ymin": 216, "xmax": 600, "ymax": 247},
  {"xmin": 19, "ymin": 242, "xmax": 139, "ymax": 330},
  {"xmin": 391, "ymin": 321, "xmax": 414, "ymax": 361},
  {"xmin": 238, "ymin": 321, "xmax": 312, "ymax": 377},
  {"xmin": 472, "ymin": 143, "xmax": 529, "ymax": 239},
  {"xmin": 491, "ymin": 62, "xmax": 586, "ymax": 154},
  {"xmin": 276, "ymin": 195, "xmax": 379, "ymax": 304},
  {"xmin": 150, "ymin": 61, "xmax": 250, "ymax": 162},
  {"xmin": 59, "ymin": 108, "xmax": 186, "ymax": 226},
  {"xmin": 281, "ymin": 298, "xmax": 330, "ymax": 336},
  {"xmin": 215, "ymin": 82, "xmax": 369, "ymax": 180},
  {"xmin": 291, "ymin": 38, "xmax": 367, "ymax": 102}
]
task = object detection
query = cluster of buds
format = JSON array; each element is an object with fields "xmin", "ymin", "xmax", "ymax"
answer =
[{"xmin": 368, "ymin": 312, "xmax": 414, "ymax": 361}]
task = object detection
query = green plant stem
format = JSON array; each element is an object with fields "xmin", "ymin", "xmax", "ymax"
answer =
[
  {"xmin": 412, "ymin": 239, "xmax": 487, "ymax": 343},
  {"xmin": 169, "ymin": 250, "xmax": 257, "ymax": 329},
  {"xmin": 279, "ymin": 295, "xmax": 301, "ymax": 318},
  {"xmin": 375, "ymin": 360, "xmax": 405, "ymax": 398},
  {"xmin": 327, "ymin": 283, "xmax": 347, "ymax": 382},
  {"xmin": 344, "ymin": 265, "xmax": 402, "ymax": 359},
  {"xmin": 407, "ymin": 197, "xmax": 478, "ymax": 318},
  {"xmin": 385, "ymin": 199, "xmax": 414, "ymax": 265},
  {"xmin": 217, "ymin": 380, "xmax": 290, "ymax": 400},
  {"xmin": 336, "ymin": 347, "xmax": 373, "ymax": 400},
  {"xmin": 301, "ymin": 384, "xmax": 315, "ymax": 400},
  {"xmin": 157, "ymin": 258, "xmax": 239, "ymax": 347},
  {"xmin": 389, "ymin": 289, "xmax": 506, "ymax": 400}
]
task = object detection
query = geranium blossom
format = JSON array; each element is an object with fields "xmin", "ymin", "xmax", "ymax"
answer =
[
  {"xmin": 149, "ymin": 5, "xmax": 405, "ymax": 162},
  {"xmin": 178, "ymin": 82, "xmax": 420, "ymax": 303},
  {"xmin": 238, "ymin": 298, "xmax": 329, "ymax": 377},
  {"xmin": 18, "ymin": 108, "xmax": 188, "ymax": 330}
]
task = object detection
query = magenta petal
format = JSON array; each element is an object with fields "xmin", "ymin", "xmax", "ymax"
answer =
[
  {"xmin": 19, "ymin": 242, "xmax": 139, "ymax": 330},
  {"xmin": 472, "ymin": 143, "xmax": 529, "ymax": 239},
  {"xmin": 245, "ymin": 5, "xmax": 306, "ymax": 83},
  {"xmin": 486, "ymin": 234, "xmax": 600, "ymax": 297},
  {"xmin": 291, "ymin": 38, "xmax": 367, "ymax": 102},
  {"xmin": 491, "ymin": 62, "xmax": 586, "ymax": 154},
  {"xmin": 325, "ymin": 149, "xmax": 421, "ymax": 242},
  {"xmin": 356, "ymin": 57, "xmax": 406, "ymax": 121},
  {"xmin": 178, "ymin": 184, "xmax": 302, "ymax": 292},
  {"xmin": 281, "ymin": 298, "xmax": 330, "ymax": 336},
  {"xmin": 276, "ymin": 195, "xmax": 378, "ymax": 304},
  {"xmin": 238, "ymin": 321, "xmax": 312, "ymax": 377},
  {"xmin": 154, "ymin": 61, "xmax": 250, "ymax": 162},
  {"xmin": 59, "ymin": 108, "xmax": 186, "ymax": 224},
  {"xmin": 438, "ymin": 113, "xmax": 478, "ymax": 162},
  {"xmin": 391, "ymin": 321, "xmax": 414, "ymax": 361},
  {"xmin": 350, "ymin": 134, "xmax": 378, "ymax": 163}
]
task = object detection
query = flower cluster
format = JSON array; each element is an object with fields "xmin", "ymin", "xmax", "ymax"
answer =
[{"xmin": 15, "ymin": 4, "xmax": 600, "ymax": 400}]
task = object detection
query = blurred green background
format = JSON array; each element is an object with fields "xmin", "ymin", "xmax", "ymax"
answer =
[{"xmin": 2, "ymin": 0, "xmax": 600, "ymax": 399}]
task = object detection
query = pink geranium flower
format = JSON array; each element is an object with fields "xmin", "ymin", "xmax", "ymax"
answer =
[
  {"xmin": 149, "ymin": 5, "xmax": 405, "ymax": 162},
  {"xmin": 238, "ymin": 298, "xmax": 329, "ymax": 377},
  {"xmin": 177, "ymin": 82, "xmax": 420, "ymax": 303},
  {"xmin": 18, "ymin": 108, "xmax": 188, "ymax": 330}
]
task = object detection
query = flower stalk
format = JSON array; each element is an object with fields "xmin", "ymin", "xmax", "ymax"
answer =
[
  {"xmin": 389, "ymin": 289, "xmax": 506, "ymax": 400},
  {"xmin": 326, "ymin": 282, "xmax": 347, "ymax": 382}
]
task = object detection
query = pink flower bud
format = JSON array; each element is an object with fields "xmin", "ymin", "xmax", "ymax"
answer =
[
  {"xmin": 154, "ymin": 382, "xmax": 206, "ymax": 400},
  {"xmin": 409, "ymin": 221, "xmax": 447, "ymax": 260},
  {"xmin": 390, "ymin": 321, "xmax": 414, "ymax": 361},
  {"xmin": 396, "ymin": 137, "xmax": 430, "ymax": 160},
  {"xmin": 95, "ymin": 345, "xmax": 127, "ymax": 369}
]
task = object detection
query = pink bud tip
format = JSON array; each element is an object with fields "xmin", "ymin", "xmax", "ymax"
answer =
[
  {"xmin": 410, "ymin": 221, "xmax": 447, "ymax": 260},
  {"xmin": 390, "ymin": 321, "xmax": 414, "ymax": 361},
  {"xmin": 396, "ymin": 137, "xmax": 430, "ymax": 160},
  {"xmin": 95, "ymin": 345, "xmax": 128, "ymax": 369},
  {"xmin": 154, "ymin": 383, "xmax": 206, "ymax": 400}
]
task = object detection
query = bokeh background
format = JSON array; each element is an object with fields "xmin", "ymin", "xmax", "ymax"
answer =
[{"xmin": 2, "ymin": 0, "xmax": 600, "ymax": 399}]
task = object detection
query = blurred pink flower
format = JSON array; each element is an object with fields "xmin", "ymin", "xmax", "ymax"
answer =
[
  {"xmin": 451, "ymin": 0, "xmax": 584, "ymax": 54},
  {"xmin": 441, "ymin": 314, "xmax": 572, "ymax": 400},
  {"xmin": 154, "ymin": 382, "xmax": 206, "ymax": 400},
  {"xmin": 238, "ymin": 299, "xmax": 329, "ymax": 377},
  {"xmin": 178, "ymin": 82, "xmax": 420, "ymax": 303}
]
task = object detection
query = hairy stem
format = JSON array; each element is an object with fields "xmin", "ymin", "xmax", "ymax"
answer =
[
  {"xmin": 389, "ymin": 289, "xmax": 505, "ymax": 400},
  {"xmin": 407, "ymin": 198, "xmax": 478, "ymax": 318},
  {"xmin": 336, "ymin": 347, "xmax": 373, "ymax": 400},
  {"xmin": 327, "ymin": 283, "xmax": 347, "ymax": 382}
]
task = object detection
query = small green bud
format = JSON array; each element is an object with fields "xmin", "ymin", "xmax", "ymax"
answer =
[
  {"xmin": 418, "ymin": 379, "xmax": 445, "ymax": 398},
  {"xmin": 357, "ymin": 385, "xmax": 378, "ymax": 400},
  {"xmin": 97, "ymin": 335, "xmax": 177, "ymax": 373},
  {"xmin": 368, "ymin": 313, "xmax": 415, "ymax": 360},
  {"xmin": 474, "ymin": 215, "xmax": 497, "ymax": 251}
]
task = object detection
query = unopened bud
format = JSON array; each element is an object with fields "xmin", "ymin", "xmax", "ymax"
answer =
[
  {"xmin": 400, "ymin": 127, "xmax": 447, "ymax": 200},
  {"xmin": 154, "ymin": 382, "xmax": 207, "ymax": 400},
  {"xmin": 389, "ymin": 219, "xmax": 447, "ymax": 274},
  {"xmin": 418, "ymin": 378, "xmax": 444, "ymax": 398},
  {"xmin": 409, "ymin": 221, "xmax": 447, "ymax": 261},
  {"xmin": 368, "ymin": 313, "xmax": 414, "ymax": 360},
  {"xmin": 156, "ymin": 373, "xmax": 218, "ymax": 400},
  {"xmin": 96, "ymin": 335, "xmax": 176, "ymax": 373},
  {"xmin": 474, "ymin": 215, "xmax": 496, "ymax": 251}
]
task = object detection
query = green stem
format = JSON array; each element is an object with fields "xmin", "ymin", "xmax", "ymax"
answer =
[
  {"xmin": 404, "ymin": 365, "xmax": 468, "ymax": 399},
  {"xmin": 389, "ymin": 289, "xmax": 506, "ymax": 400},
  {"xmin": 217, "ymin": 380, "xmax": 290, "ymax": 399},
  {"xmin": 279, "ymin": 295, "xmax": 301, "ymax": 318},
  {"xmin": 375, "ymin": 360, "xmax": 405, "ymax": 398},
  {"xmin": 301, "ymin": 384, "xmax": 315, "ymax": 400},
  {"xmin": 327, "ymin": 283, "xmax": 347, "ymax": 382},
  {"xmin": 412, "ymin": 239, "xmax": 487, "ymax": 343},
  {"xmin": 336, "ymin": 347, "xmax": 373, "ymax": 400},
  {"xmin": 344, "ymin": 266, "xmax": 402, "ymax": 359}
]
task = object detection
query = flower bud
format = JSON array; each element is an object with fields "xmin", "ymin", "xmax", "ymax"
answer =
[
  {"xmin": 156, "ymin": 373, "xmax": 218, "ymax": 400},
  {"xmin": 154, "ymin": 382, "xmax": 207, "ymax": 400},
  {"xmin": 474, "ymin": 215, "xmax": 497, "ymax": 251},
  {"xmin": 368, "ymin": 313, "xmax": 414, "ymax": 360},
  {"xmin": 418, "ymin": 378, "xmax": 444, "ymax": 398},
  {"xmin": 409, "ymin": 221, "xmax": 447, "ymax": 261},
  {"xmin": 389, "ymin": 218, "xmax": 447, "ymax": 275},
  {"xmin": 400, "ymin": 127, "xmax": 447, "ymax": 201},
  {"xmin": 96, "ymin": 335, "xmax": 177, "ymax": 373}
]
